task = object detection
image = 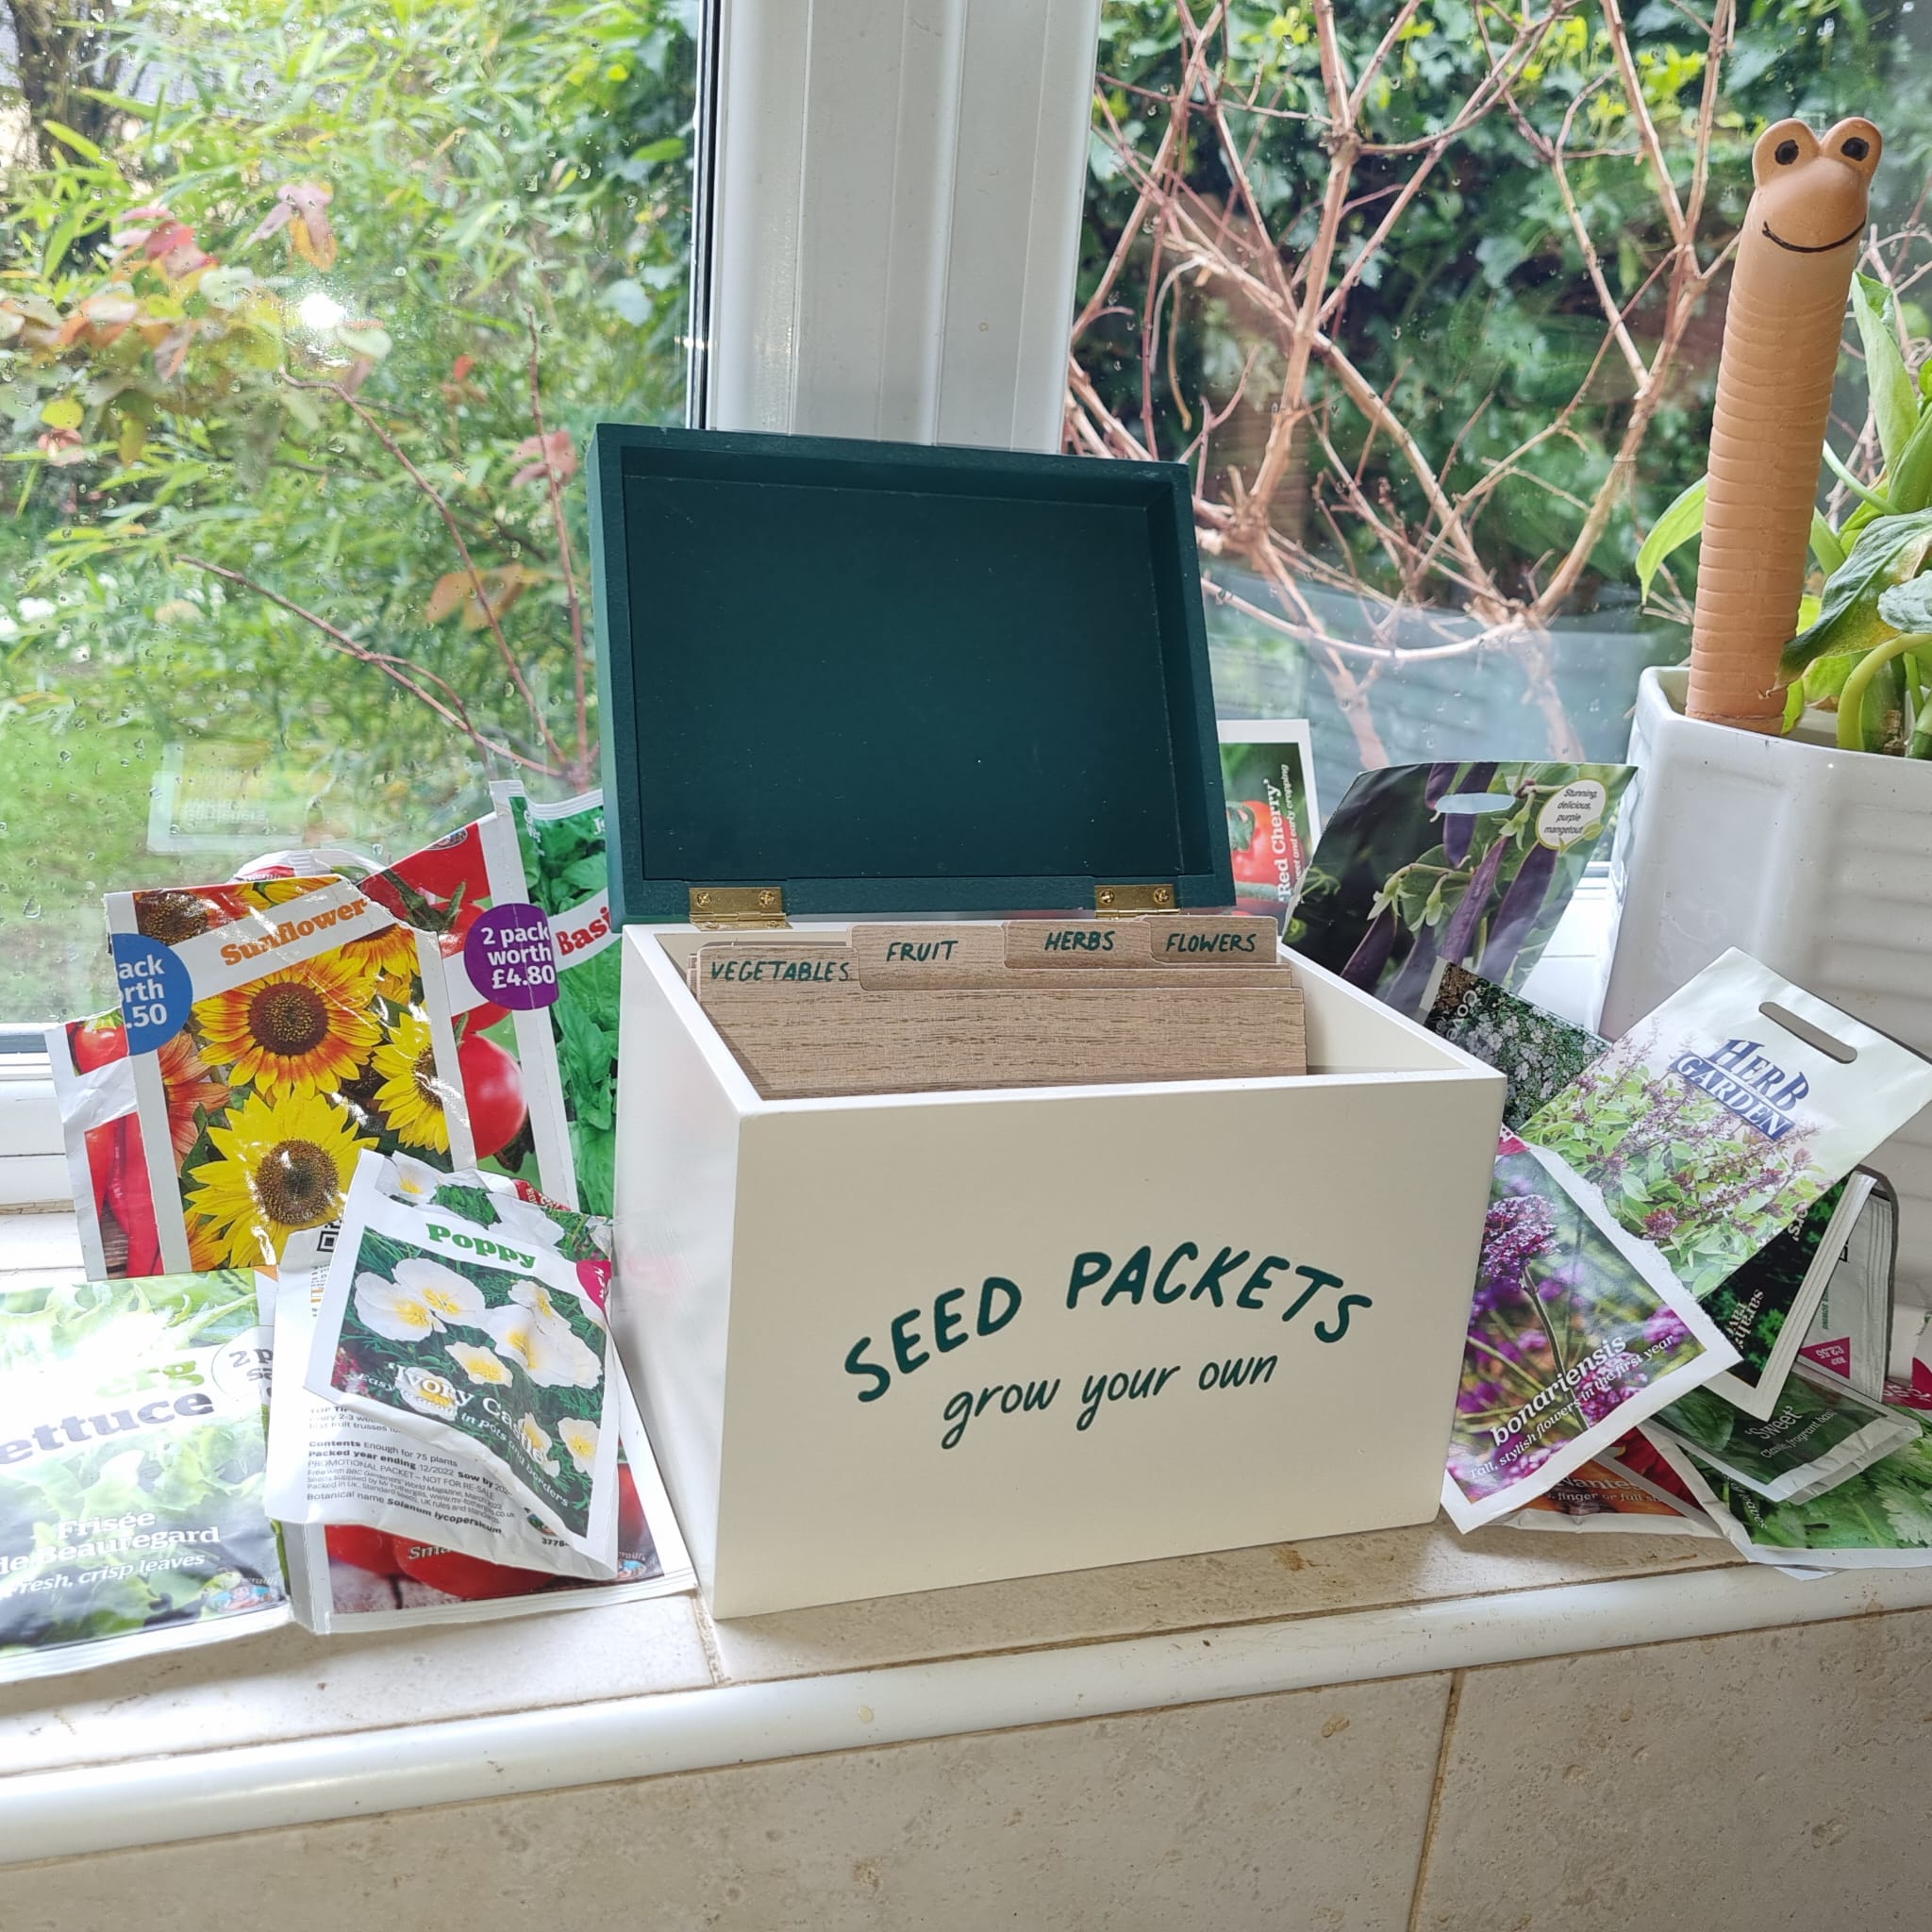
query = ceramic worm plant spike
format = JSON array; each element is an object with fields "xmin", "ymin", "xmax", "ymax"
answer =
[{"xmin": 1686, "ymin": 116, "xmax": 1882, "ymax": 731}]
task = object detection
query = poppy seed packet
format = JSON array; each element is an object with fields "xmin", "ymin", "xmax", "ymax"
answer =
[
  {"xmin": 106, "ymin": 875, "xmax": 474, "ymax": 1275},
  {"xmin": 306, "ymin": 1153, "xmax": 618, "ymax": 1568}
]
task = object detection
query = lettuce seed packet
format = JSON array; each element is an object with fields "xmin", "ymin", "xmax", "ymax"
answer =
[
  {"xmin": 0, "ymin": 1271, "xmax": 287, "ymax": 1682},
  {"xmin": 306, "ymin": 1152, "xmax": 618, "ymax": 1568},
  {"xmin": 1290, "ymin": 760, "xmax": 1633, "ymax": 1019}
]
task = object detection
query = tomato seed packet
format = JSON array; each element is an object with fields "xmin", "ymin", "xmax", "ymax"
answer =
[
  {"xmin": 43, "ymin": 1010, "xmax": 161, "ymax": 1280},
  {"xmin": 1218, "ymin": 723, "xmax": 1321, "ymax": 935},
  {"xmin": 106, "ymin": 874, "xmax": 474, "ymax": 1275},
  {"xmin": 1291, "ymin": 760, "xmax": 1633, "ymax": 1019},
  {"xmin": 485, "ymin": 783, "xmax": 618, "ymax": 1215},
  {"xmin": 0, "ymin": 1271, "xmax": 287, "ymax": 1683},
  {"xmin": 306, "ymin": 1153, "xmax": 618, "ymax": 1569},
  {"xmin": 1500, "ymin": 1453, "xmax": 1718, "ymax": 1536},
  {"xmin": 1645, "ymin": 1408, "xmax": 1932, "ymax": 1568},
  {"xmin": 1441, "ymin": 1130, "xmax": 1738, "ymax": 1532},
  {"xmin": 1645, "ymin": 1364, "xmax": 1915, "ymax": 1504}
]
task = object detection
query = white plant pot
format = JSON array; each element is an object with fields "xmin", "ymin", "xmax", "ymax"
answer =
[{"xmin": 1602, "ymin": 665, "xmax": 1932, "ymax": 1293}]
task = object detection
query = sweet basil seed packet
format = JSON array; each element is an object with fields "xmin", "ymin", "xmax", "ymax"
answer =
[
  {"xmin": 1441, "ymin": 1130, "xmax": 1738, "ymax": 1533},
  {"xmin": 1521, "ymin": 951, "xmax": 1932, "ymax": 1306},
  {"xmin": 1422, "ymin": 963, "xmax": 1607, "ymax": 1129},
  {"xmin": 1218, "ymin": 722, "xmax": 1321, "ymax": 935},
  {"xmin": 307, "ymin": 1152, "xmax": 619, "ymax": 1569},
  {"xmin": 1699, "ymin": 1173, "xmax": 1876, "ymax": 1419},
  {"xmin": 0, "ymin": 1271, "xmax": 287, "ymax": 1682},
  {"xmin": 1645, "ymin": 1364, "xmax": 1915, "ymax": 1505},
  {"xmin": 1645, "ymin": 1409, "xmax": 1932, "ymax": 1568},
  {"xmin": 1291, "ymin": 760, "xmax": 1632, "ymax": 1020}
]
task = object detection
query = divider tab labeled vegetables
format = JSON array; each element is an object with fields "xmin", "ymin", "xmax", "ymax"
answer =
[{"xmin": 1291, "ymin": 761, "xmax": 1632, "ymax": 1020}]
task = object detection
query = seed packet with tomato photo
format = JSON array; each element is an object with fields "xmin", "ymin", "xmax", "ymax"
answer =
[
  {"xmin": 44, "ymin": 1011, "xmax": 162, "ymax": 1279},
  {"xmin": 1643, "ymin": 1410, "xmax": 1932, "ymax": 1569},
  {"xmin": 106, "ymin": 874, "xmax": 474, "ymax": 1276},
  {"xmin": 238, "ymin": 817, "xmax": 576, "ymax": 1207},
  {"xmin": 0, "ymin": 1270, "xmax": 288, "ymax": 1684},
  {"xmin": 485, "ymin": 783, "xmax": 618, "ymax": 1215},
  {"xmin": 1441, "ymin": 1131, "xmax": 1739, "ymax": 1533},
  {"xmin": 306, "ymin": 1152, "xmax": 618, "ymax": 1569},
  {"xmin": 1218, "ymin": 723, "xmax": 1320, "ymax": 936},
  {"xmin": 1499, "ymin": 1453, "xmax": 1718, "ymax": 1536},
  {"xmin": 1291, "ymin": 760, "xmax": 1633, "ymax": 1020}
]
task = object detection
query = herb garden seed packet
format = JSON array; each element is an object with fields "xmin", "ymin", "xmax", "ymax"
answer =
[
  {"xmin": 1441, "ymin": 1131, "xmax": 1739, "ymax": 1533},
  {"xmin": 486, "ymin": 782, "xmax": 618, "ymax": 1215},
  {"xmin": 0, "ymin": 1271, "xmax": 288, "ymax": 1683},
  {"xmin": 44, "ymin": 1010, "xmax": 161, "ymax": 1280},
  {"xmin": 1520, "ymin": 951, "xmax": 1932, "ymax": 1306},
  {"xmin": 306, "ymin": 1152, "xmax": 619, "ymax": 1569},
  {"xmin": 1422, "ymin": 962, "xmax": 1607, "ymax": 1130},
  {"xmin": 1645, "ymin": 1412, "xmax": 1932, "ymax": 1569},
  {"xmin": 106, "ymin": 875, "xmax": 474, "ymax": 1276},
  {"xmin": 1291, "ymin": 760, "xmax": 1633, "ymax": 1020},
  {"xmin": 1698, "ymin": 1174, "xmax": 1875, "ymax": 1419},
  {"xmin": 1645, "ymin": 1364, "xmax": 1915, "ymax": 1505},
  {"xmin": 1218, "ymin": 722, "xmax": 1321, "ymax": 935},
  {"xmin": 1500, "ymin": 1454, "xmax": 1718, "ymax": 1537}
]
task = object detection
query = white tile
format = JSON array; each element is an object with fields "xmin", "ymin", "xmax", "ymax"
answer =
[
  {"xmin": 1413, "ymin": 1605, "xmax": 1932, "ymax": 1930},
  {"xmin": 0, "ymin": 1670, "xmax": 1453, "ymax": 1930},
  {"xmin": 0, "ymin": 1211, "xmax": 82, "ymax": 1276},
  {"xmin": 707, "ymin": 1516, "xmax": 1735, "ymax": 1683},
  {"xmin": 0, "ymin": 1593, "xmax": 714, "ymax": 1778}
]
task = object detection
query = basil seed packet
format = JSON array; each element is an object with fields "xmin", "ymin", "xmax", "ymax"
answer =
[
  {"xmin": 1291, "ymin": 760, "xmax": 1633, "ymax": 1020},
  {"xmin": 1, "ymin": 1271, "xmax": 288, "ymax": 1683},
  {"xmin": 1700, "ymin": 1173, "xmax": 1877, "ymax": 1419},
  {"xmin": 306, "ymin": 1152, "xmax": 619, "ymax": 1569},
  {"xmin": 485, "ymin": 783, "xmax": 618, "ymax": 1217},
  {"xmin": 1646, "ymin": 1364, "xmax": 1914, "ymax": 1504},
  {"xmin": 1644, "ymin": 1411, "xmax": 1932, "ymax": 1569},
  {"xmin": 1441, "ymin": 1130, "xmax": 1739, "ymax": 1534},
  {"xmin": 1521, "ymin": 951, "xmax": 1932, "ymax": 1307},
  {"xmin": 1422, "ymin": 963, "xmax": 1607, "ymax": 1129}
]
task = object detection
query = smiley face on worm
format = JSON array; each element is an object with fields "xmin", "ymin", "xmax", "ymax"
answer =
[{"xmin": 1752, "ymin": 116, "xmax": 1882, "ymax": 256}]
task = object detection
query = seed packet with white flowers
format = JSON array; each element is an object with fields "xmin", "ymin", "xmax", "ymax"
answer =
[
  {"xmin": 1645, "ymin": 1363, "xmax": 1915, "ymax": 1505},
  {"xmin": 306, "ymin": 1152, "xmax": 618, "ymax": 1569},
  {"xmin": 1441, "ymin": 1130, "xmax": 1739, "ymax": 1533},
  {"xmin": 1644, "ymin": 1411, "xmax": 1932, "ymax": 1568},
  {"xmin": 105, "ymin": 875, "xmax": 474, "ymax": 1276}
]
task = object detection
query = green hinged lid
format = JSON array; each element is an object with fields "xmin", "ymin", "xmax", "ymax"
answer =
[{"xmin": 587, "ymin": 425, "xmax": 1233, "ymax": 925}]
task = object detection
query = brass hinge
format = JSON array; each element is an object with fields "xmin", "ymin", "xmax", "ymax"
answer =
[
  {"xmin": 1093, "ymin": 882, "xmax": 1176, "ymax": 917},
  {"xmin": 690, "ymin": 885, "xmax": 789, "ymax": 929}
]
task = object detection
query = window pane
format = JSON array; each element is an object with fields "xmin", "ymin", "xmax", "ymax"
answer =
[
  {"xmin": 1, "ymin": 0, "xmax": 699, "ymax": 1020},
  {"xmin": 1072, "ymin": 2, "xmax": 1920, "ymax": 808}
]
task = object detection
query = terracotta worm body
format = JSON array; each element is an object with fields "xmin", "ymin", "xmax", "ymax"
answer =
[{"xmin": 1686, "ymin": 116, "xmax": 1883, "ymax": 731}]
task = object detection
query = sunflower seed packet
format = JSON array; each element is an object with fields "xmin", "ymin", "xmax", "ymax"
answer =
[
  {"xmin": 106, "ymin": 875, "xmax": 474, "ymax": 1275},
  {"xmin": 306, "ymin": 1152, "xmax": 618, "ymax": 1569}
]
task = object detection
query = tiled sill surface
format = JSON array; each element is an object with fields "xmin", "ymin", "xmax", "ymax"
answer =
[{"xmin": 6, "ymin": 1203, "xmax": 1932, "ymax": 1874}]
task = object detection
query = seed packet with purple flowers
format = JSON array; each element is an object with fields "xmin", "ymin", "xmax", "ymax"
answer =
[
  {"xmin": 1290, "ymin": 761, "xmax": 1632, "ymax": 1020},
  {"xmin": 1521, "ymin": 952, "xmax": 1932, "ymax": 1305},
  {"xmin": 1441, "ymin": 1130, "xmax": 1739, "ymax": 1532}
]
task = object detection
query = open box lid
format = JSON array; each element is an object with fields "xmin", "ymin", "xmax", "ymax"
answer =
[{"xmin": 588, "ymin": 426, "xmax": 1234, "ymax": 925}]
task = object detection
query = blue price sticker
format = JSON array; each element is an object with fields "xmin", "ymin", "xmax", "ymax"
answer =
[{"xmin": 110, "ymin": 931, "xmax": 192, "ymax": 1053}]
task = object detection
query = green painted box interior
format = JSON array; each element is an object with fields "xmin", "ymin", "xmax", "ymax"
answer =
[{"xmin": 588, "ymin": 426, "xmax": 1233, "ymax": 924}]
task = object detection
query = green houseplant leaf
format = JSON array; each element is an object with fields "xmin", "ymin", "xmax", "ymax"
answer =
[
  {"xmin": 1851, "ymin": 274, "xmax": 1922, "ymax": 473},
  {"xmin": 1636, "ymin": 476, "xmax": 1706, "ymax": 597},
  {"xmin": 1783, "ymin": 508, "xmax": 1932, "ymax": 676}
]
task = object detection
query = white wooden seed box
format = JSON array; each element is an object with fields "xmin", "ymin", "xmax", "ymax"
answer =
[{"xmin": 610, "ymin": 926, "xmax": 1505, "ymax": 1617}]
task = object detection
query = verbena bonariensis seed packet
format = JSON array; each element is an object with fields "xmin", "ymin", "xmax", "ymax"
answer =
[
  {"xmin": 1441, "ymin": 1131, "xmax": 1737, "ymax": 1531},
  {"xmin": 306, "ymin": 1152, "xmax": 619, "ymax": 1570},
  {"xmin": 1442, "ymin": 951, "xmax": 1932, "ymax": 1533},
  {"xmin": 1291, "ymin": 761, "xmax": 1632, "ymax": 1020}
]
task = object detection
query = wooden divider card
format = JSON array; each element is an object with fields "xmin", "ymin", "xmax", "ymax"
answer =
[{"xmin": 691, "ymin": 916, "xmax": 1304, "ymax": 1099}]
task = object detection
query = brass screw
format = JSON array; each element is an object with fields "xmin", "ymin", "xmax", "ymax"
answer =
[
  {"xmin": 758, "ymin": 891, "xmax": 777, "ymax": 908},
  {"xmin": 1097, "ymin": 889, "xmax": 1115, "ymax": 907},
  {"xmin": 1155, "ymin": 887, "xmax": 1173, "ymax": 906},
  {"xmin": 694, "ymin": 891, "xmax": 712, "ymax": 908}
]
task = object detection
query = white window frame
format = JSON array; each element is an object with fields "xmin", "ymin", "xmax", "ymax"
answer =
[{"xmin": 0, "ymin": 0, "xmax": 1105, "ymax": 1208}]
